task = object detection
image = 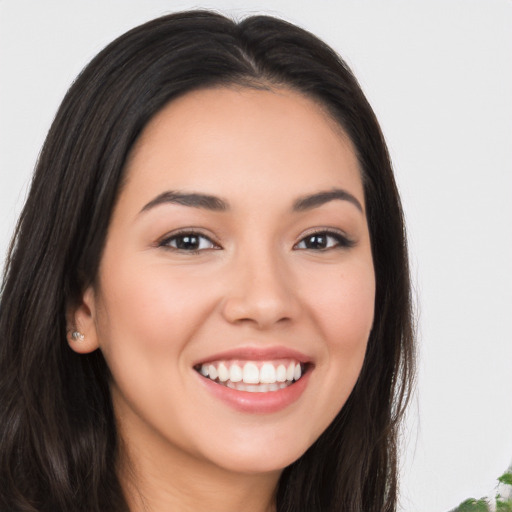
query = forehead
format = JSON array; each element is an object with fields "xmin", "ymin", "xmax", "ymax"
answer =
[{"xmin": 121, "ymin": 86, "xmax": 364, "ymax": 210}]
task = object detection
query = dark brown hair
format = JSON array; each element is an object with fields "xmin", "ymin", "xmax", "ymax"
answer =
[{"xmin": 0, "ymin": 10, "xmax": 414, "ymax": 512}]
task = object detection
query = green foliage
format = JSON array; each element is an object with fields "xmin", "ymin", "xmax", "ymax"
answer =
[
  {"xmin": 452, "ymin": 498, "xmax": 489, "ymax": 512},
  {"xmin": 498, "ymin": 472, "xmax": 512, "ymax": 487},
  {"xmin": 496, "ymin": 498, "xmax": 512, "ymax": 512},
  {"xmin": 451, "ymin": 470, "xmax": 512, "ymax": 512}
]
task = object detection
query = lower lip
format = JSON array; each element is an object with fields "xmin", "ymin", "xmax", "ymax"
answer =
[{"xmin": 197, "ymin": 369, "xmax": 312, "ymax": 414}]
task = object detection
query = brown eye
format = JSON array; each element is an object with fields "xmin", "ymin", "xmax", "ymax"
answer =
[
  {"xmin": 295, "ymin": 231, "xmax": 354, "ymax": 251},
  {"xmin": 160, "ymin": 232, "xmax": 218, "ymax": 252}
]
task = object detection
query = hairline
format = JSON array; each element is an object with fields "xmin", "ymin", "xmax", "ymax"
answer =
[{"xmin": 119, "ymin": 80, "xmax": 365, "ymax": 198}]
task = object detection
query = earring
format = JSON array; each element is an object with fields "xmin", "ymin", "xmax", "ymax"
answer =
[{"xmin": 71, "ymin": 331, "xmax": 85, "ymax": 342}]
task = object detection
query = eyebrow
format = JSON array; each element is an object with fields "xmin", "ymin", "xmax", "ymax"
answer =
[
  {"xmin": 140, "ymin": 191, "xmax": 229, "ymax": 213},
  {"xmin": 293, "ymin": 189, "xmax": 363, "ymax": 213},
  {"xmin": 139, "ymin": 187, "xmax": 363, "ymax": 215}
]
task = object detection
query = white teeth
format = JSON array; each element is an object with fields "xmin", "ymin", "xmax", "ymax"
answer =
[
  {"xmin": 286, "ymin": 362, "xmax": 295, "ymax": 381},
  {"xmin": 293, "ymin": 363, "xmax": 301, "ymax": 381},
  {"xmin": 208, "ymin": 364, "xmax": 218, "ymax": 380},
  {"xmin": 218, "ymin": 363, "xmax": 229, "ymax": 382},
  {"xmin": 230, "ymin": 364, "xmax": 243, "ymax": 382},
  {"xmin": 242, "ymin": 362, "xmax": 260, "ymax": 384},
  {"xmin": 276, "ymin": 364, "xmax": 287, "ymax": 382},
  {"xmin": 198, "ymin": 359, "xmax": 306, "ymax": 390},
  {"xmin": 260, "ymin": 363, "xmax": 277, "ymax": 384},
  {"xmin": 204, "ymin": 377, "xmax": 294, "ymax": 393},
  {"xmin": 235, "ymin": 382, "xmax": 287, "ymax": 392}
]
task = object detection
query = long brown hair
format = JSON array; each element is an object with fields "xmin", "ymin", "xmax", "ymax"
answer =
[{"xmin": 0, "ymin": 11, "xmax": 415, "ymax": 511}]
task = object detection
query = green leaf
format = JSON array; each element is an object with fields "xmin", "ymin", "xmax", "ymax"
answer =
[
  {"xmin": 452, "ymin": 498, "xmax": 490, "ymax": 512},
  {"xmin": 496, "ymin": 498, "xmax": 512, "ymax": 512},
  {"xmin": 498, "ymin": 472, "xmax": 512, "ymax": 486}
]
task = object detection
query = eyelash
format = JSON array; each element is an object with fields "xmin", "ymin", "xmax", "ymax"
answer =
[
  {"xmin": 158, "ymin": 229, "xmax": 355, "ymax": 254},
  {"xmin": 293, "ymin": 229, "xmax": 355, "ymax": 251},
  {"xmin": 158, "ymin": 230, "xmax": 219, "ymax": 254}
]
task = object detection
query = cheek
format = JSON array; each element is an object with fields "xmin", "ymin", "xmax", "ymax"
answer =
[
  {"xmin": 93, "ymin": 262, "xmax": 215, "ymax": 437},
  {"xmin": 97, "ymin": 260, "xmax": 214, "ymax": 353},
  {"xmin": 92, "ymin": 260, "xmax": 222, "ymax": 426},
  {"xmin": 290, "ymin": 259, "xmax": 375, "ymax": 444},
  {"xmin": 304, "ymin": 260, "xmax": 375, "ymax": 352}
]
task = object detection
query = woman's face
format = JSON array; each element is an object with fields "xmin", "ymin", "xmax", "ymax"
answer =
[{"xmin": 73, "ymin": 87, "xmax": 375, "ymax": 476}]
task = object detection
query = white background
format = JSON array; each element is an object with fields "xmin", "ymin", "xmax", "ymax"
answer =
[{"xmin": 1, "ymin": 1, "xmax": 511, "ymax": 511}]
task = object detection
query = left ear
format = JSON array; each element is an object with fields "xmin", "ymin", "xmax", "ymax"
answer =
[{"xmin": 66, "ymin": 286, "xmax": 101, "ymax": 354}]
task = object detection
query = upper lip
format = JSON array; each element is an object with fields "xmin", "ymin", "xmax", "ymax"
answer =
[{"xmin": 193, "ymin": 345, "xmax": 313, "ymax": 366}]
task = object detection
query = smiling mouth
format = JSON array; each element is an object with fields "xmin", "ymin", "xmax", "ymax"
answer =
[{"xmin": 194, "ymin": 359, "xmax": 307, "ymax": 393}]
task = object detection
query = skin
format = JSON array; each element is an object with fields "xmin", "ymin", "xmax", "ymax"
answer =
[{"xmin": 70, "ymin": 87, "xmax": 376, "ymax": 512}]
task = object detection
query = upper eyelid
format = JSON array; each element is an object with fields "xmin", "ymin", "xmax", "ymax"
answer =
[
  {"xmin": 297, "ymin": 227, "xmax": 352, "ymax": 241},
  {"xmin": 157, "ymin": 229, "xmax": 220, "ymax": 247},
  {"xmin": 300, "ymin": 226, "xmax": 346, "ymax": 235},
  {"xmin": 294, "ymin": 228, "xmax": 356, "ymax": 249},
  {"xmin": 156, "ymin": 227, "xmax": 354, "ymax": 248}
]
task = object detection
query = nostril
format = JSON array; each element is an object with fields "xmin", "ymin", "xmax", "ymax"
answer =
[{"xmin": 221, "ymin": 296, "xmax": 297, "ymax": 329}]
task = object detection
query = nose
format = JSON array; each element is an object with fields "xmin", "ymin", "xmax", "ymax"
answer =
[{"xmin": 221, "ymin": 251, "xmax": 300, "ymax": 330}]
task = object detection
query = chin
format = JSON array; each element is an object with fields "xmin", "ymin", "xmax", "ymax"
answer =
[{"xmin": 201, "ymin": 435, "xmax": 311, "ymax": 475}]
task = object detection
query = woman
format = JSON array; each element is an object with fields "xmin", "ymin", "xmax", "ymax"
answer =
[{"xmin": 0, "ymin": 10, "xmax": 414, "ymax": 512}]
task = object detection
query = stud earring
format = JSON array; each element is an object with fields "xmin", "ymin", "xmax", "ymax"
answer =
[{"xmin": 71, "ymin": 331, "xmax": 85, "ymax": 342}]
